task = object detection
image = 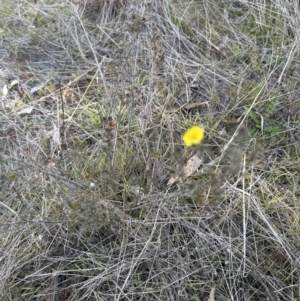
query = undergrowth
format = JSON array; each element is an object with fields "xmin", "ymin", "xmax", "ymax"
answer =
[{"xmin": 0, "ymin": 0, "xmax": 300, "ymax": 300}]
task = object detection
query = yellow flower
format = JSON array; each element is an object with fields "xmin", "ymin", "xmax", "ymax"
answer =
[{"xmin": 182, "ymin": 126, "xmax": 205, "ymax": 147}]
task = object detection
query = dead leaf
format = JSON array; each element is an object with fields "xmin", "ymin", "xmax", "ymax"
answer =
[
  {"xmin": 2, "ymin": 85, "xmax": 8, "ymax": 97},
  {"xmin": 17, "ymin": 106, "xmax": 34, "ymax": 115},
  {"xmin": 207, "ymin": 287, "xmax": 215, "ymax": 301},
  {"xmin": 2, "ymin": 80, "xmax": 19, "ymax": 97},
  {"xmin": 47, "ymin": 124, "xmax": 61, "ymax": 154},
  {"xmin": 30, "ymin": 83, "xmax": 45, "ymax": 94},
  {"xmin": 182, "ymin": 154, "xmax": 202, "ymax": 178},
  {"xmin": 167, "ymin": 155, "xmax": 202, "ymax": 186},
  {"xmin": 183, "ymin": 101, "xmax": 209, "ymax": 109},
  {"xmin": 167, "ymin": 175, "xmax": 178, "ymax": 186},
  {"xmin": 10, "ymin": 79, "xmax": 19, "ymax": 88},
  {"xmin": 62, "ymin": 87, "xmax": 79, "ymax": 105}
]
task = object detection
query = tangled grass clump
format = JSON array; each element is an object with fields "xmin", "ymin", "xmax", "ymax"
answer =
[{"xmin": 0, "ymin": 0, "xmax": 300, "ymax": 300}]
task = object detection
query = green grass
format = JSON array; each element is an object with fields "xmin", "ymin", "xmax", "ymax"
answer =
[{"xmin": 0, "ymin": 0, "xmax": 300, "ymax": 300}]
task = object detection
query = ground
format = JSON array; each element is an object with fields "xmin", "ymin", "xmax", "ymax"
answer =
[{"xmin": 0, "ymin": 0, "xmax": 299, "ymax": 300}]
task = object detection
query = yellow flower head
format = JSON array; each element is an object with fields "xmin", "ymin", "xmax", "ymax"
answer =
[{"xmin": 182, "ymin": 126, "xmax": 205, "ymax": 147}]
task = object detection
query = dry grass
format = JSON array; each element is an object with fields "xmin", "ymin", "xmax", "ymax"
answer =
[{"xmin": 0, "ymin": 0, "xmax": 300, "ymax": 300}]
